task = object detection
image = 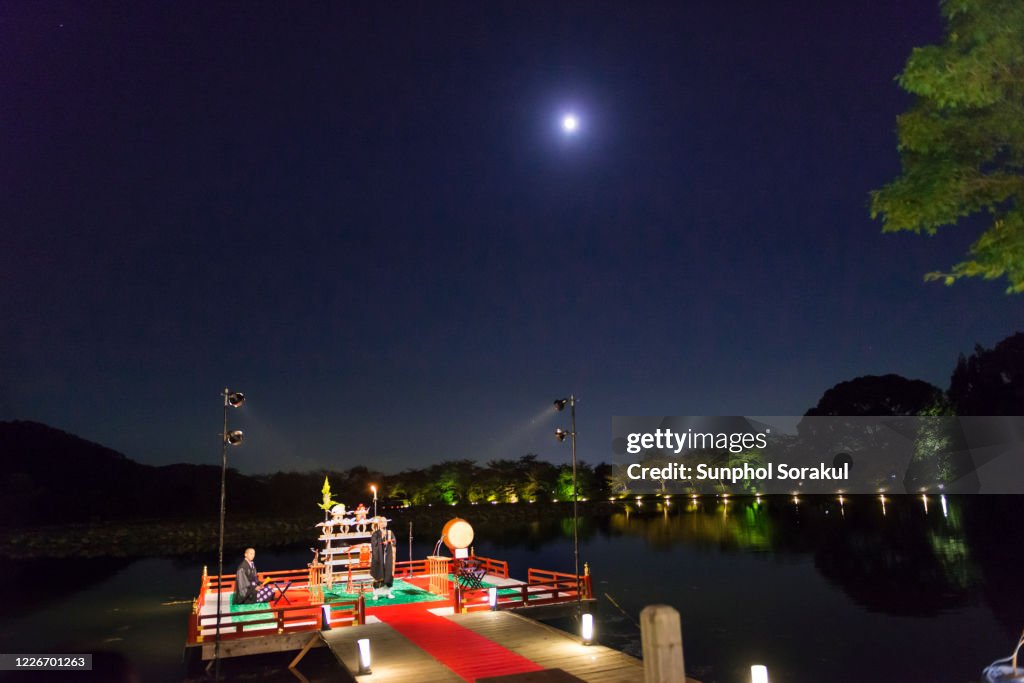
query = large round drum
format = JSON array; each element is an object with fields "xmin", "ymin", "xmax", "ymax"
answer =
[{"xmin": 442, "ymin": 517, "xmax": 474, "ymax": 551}]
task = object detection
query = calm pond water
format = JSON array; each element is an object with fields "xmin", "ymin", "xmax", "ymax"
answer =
[{"xmin": 1, "ymin": 496, "xmax": 1020, "ymax": 682}]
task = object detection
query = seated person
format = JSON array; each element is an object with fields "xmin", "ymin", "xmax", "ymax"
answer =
[{"xmin": 234, "ymin": 547, "xmax": 259, "ymax": 604}]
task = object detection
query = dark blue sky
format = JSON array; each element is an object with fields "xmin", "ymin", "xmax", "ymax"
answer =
[{"xmin": 2, "ymin": 2, "xmax": 1019, "ymax": 473}]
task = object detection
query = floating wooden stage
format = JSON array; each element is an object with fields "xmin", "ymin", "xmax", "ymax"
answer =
[
  {"xmin": 185, "ymin": 555, "xmax": 642, "ymax": 682},
  {"xmin": 185, "ymin": 555, "xmax": 704, "ymax": 682}
]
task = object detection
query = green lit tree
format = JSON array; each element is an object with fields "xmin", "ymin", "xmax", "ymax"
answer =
[
  {"xmin": 485, "ymin": 458, "xmax": 524, "ymax": 502},
  {"xmin": 516, "ymin": 454, "xmax": 558, "ymax": 502},
  {"xmin": 870, "ymin": 0, "xmax": 1024, "ymax": 293}
]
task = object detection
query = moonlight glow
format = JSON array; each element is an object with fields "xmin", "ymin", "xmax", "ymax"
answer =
[{"xmin": 561, "ymin": 114, "xmax": 579, "ymax": 133}]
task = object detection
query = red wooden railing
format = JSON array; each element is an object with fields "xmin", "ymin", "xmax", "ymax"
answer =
[
  {"xmin": 527, "ymin": 568, "xmax": 591, "ymax": 595},
  {"xmin": 455, "ymin": 567, "xmax": 589, "ymax": 613},
  {"xmin": 188, "ymin": 568, "xmax": 362, "ymax": 645},
  {"xmin": 473, "ymin": 556, "xmax": 509, "ymax": 578},
  {"xmin": 191, "ymin": 599, "xmax": 363, "ymax": 645},
  {"xmin": 395, "ymin": 559, "xmax": 429, "ymax": 578},
  {"xmin": 189, "ymin": 559, "xmax": 588, "ymax": 643}
]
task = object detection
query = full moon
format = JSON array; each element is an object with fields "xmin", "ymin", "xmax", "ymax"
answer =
[{"xmin": 561, "ymin": 114, "xmax": 579, "ymax": 133}]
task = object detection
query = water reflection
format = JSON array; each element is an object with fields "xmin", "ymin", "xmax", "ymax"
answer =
[
  {"xmin": 0, "ymin": 555, "xmax": 134, "ymax": 618},
  {"xmin": 597, "ymin": 496, "xmax": 1024, "ymax": 624},
  {"xmin": 465, "ymin": 496, "xmax": 1020, "ymax": 628},
  {"xmin": 556, "ymin": 496, "xmax": 1022, "ymax": 683},
  {"xmin": 2, "ymin": 497, "xmax": 1021, "ymax": 683}
]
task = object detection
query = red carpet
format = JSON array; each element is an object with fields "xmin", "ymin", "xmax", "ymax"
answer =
[{"xmin": 376, "ymin": 603, "xmax": 544, "ymax": 682}]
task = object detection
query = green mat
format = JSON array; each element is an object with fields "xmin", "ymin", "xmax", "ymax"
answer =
[
  {"xmin": 323, "ymin": 578, "xmax": 446, "ymax": 606},
  {"xmin": 222, "ymin": 576, "xmax": 532, "ymax": 623}
]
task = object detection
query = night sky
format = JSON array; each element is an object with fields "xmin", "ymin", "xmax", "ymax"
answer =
[{"xmin": 2, "ymin": 2, "xmax": 1020, "ymax": 474}]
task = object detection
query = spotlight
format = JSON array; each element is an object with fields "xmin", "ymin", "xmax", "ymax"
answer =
[
  {"xmin": 751, "ymin": 664, "xmax": 769, "ymax": 683},
  {"xmin": 552, "ymin": 393, "xmax": 582, "ymax": 623},
  {"xmin": 488, "ymin": 587, "xmax": 497, "ymax": 611},
  {"xmin": 215, "ymin": 388, "xmax": 245, "ymax": 682}
]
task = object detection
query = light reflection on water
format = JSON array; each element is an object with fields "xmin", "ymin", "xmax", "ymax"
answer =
[
  {"xmin": 0, "ymin": 496, "xmax": 1020, "ymax": 683},
  {"xmin": 473, "ymin": 496, "xmax": 1021, "ymax": 683}
]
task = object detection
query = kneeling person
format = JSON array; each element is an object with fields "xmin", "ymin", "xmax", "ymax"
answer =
[{"xmin": 234, "ymin": 547, "xmax": 259, "ymax": 604}]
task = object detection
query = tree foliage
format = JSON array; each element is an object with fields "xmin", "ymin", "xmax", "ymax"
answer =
[
  {"xmin": 948, "ymin": 331, "xmax": 1024, "ymax": 414},
  {"xmin": 870, "ymin": 0, "xmax": 1024, "ymax": 293},
  {"xmin": 804, "ymin": 374, "xmax": 946, "ymax": 416},
  {"xmin": 384, "ymin": 454, "xmax": 609, "ymax": 505}
]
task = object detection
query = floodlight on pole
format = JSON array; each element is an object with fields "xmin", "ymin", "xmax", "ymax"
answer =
[
  {"xmin": 215, "ymin": 387, "xmax": 245, "ymax": 682},
  {"xmin": 553, "ymin": 394, "xmax": 582, "ymax": 621}
]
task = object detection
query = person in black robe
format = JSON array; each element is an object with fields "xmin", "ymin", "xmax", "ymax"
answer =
[
  {"xmin": 234, "ymin": 547, "xmax": 259, "ymax": 604},
  {"xmin": 370, "ymin": 517, "xmax": 395, "ymax": 599}
]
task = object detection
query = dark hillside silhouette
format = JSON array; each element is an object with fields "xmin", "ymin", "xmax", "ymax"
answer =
[{"xmin": 0, "ymin": 421, "xmax": 267, "ymax": 526}]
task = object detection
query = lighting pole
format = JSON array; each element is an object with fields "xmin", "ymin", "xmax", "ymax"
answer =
[
  {"xmin": 215, "ymin": 388, "xmax": 245, "ymax": 682},
  {"xmin": 371, "ymin": 485, "xmax": 378, "ymax": 518},
  {"xmin": 554, "ymin": 395, "xmax": 581, "ymax": 620}
]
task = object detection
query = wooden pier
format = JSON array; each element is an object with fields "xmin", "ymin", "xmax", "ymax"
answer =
[{"xmin": 323, "ymin": 611, "xmax": 655, "ymax": 683}]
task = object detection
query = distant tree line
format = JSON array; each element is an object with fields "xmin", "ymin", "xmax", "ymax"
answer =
[
  {"xmin": 381, "ymin": 455, "xmax": 613, "ymax": 505},
  {"xmin": 248, "ymin": 457, "xmax": 612, "ymax": 512}
]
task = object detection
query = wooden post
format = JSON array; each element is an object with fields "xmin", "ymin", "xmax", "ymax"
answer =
[
  {"xmin": 189, "ymin": 597, "xmax": 203, "ymax": 644},
  {"xmin": 357, "ymin": 594, "xmax": 366, "ymax": 625},
  {"xmin": 289, "ymin": 632, "xmax": 321, "ymax": 671},
  {"xmin": 454, "ymin": 584, "xmax": 463, "ymax": 613},
  {"xmin": 640, "ymin": 605, "xmax": 685, "ymax": 683}
]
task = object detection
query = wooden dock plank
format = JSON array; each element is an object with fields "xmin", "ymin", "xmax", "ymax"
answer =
[
  {"xmin": 301, "ymin": 609, "xmax": 703, "ymax": 683},
  {"xmin": 447, "ymin": 612, "xmax": 645, "ymax": 683},
  {"xmin": 321, "ymin": 622, "xmax": 463, "ymax": 683}
]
